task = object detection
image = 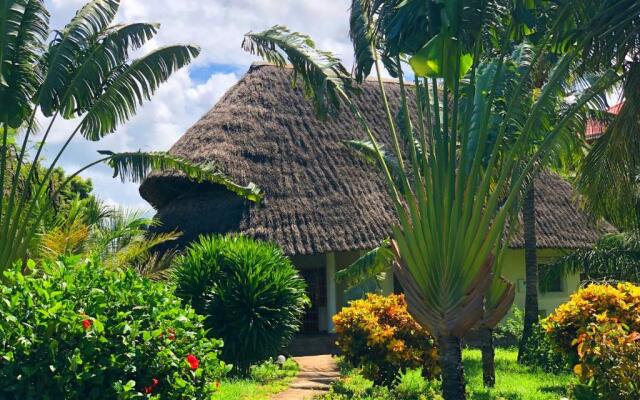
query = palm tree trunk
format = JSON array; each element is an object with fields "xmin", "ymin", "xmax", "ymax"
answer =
[
  {"xmin": 440, "ymin": 335, "xmax": 466, "ymax": 400},
  {"xmin": 480, "ymin": 327, "xmax": 495, "ymax": 387},
  {"xmin": 518, "ymin": 182, "xmax": 539, "ymax": 363}
]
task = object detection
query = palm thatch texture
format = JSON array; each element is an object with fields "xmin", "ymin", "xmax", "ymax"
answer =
[
  {"xmin": 0, "ymin": 0, "xmax": 262, "ymax": 272},
  {"xmin": 239, "ymin": 1, "xmax": 637, "ymax": 398},
  {"xmin": 140, "ymin": 66, "xmax": 611, "ymax": 256}
]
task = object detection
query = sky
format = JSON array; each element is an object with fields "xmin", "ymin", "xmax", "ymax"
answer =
[{"xmin": 43, "ymin": 0, "xmax": 355, "ymax": 210}]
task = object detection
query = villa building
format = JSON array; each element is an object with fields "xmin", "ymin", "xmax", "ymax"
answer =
[{"xmin": 140, "ymin": 64, "xmax": 614, "ymax": 339}]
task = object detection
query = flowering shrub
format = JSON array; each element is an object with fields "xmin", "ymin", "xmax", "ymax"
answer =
[
  {"xmin": 543, "ymin": 282, "xmax": 640, "ymax": 400},
  {"xmin": 333, "ymin": 293, "xmax": 439, "ymax": 384},
  {"xmin": 0, "ymin": 257, "xmax": 231, "ymax": 399}
]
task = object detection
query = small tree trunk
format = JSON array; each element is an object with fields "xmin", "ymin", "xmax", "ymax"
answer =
[
  {"xmin": 518, "ymin": 182, "xmax": 539, "ymax": 363},
  {"xmin": 440, "ymin": 335, "xmax": 466, "ymax": 400},
  {"xmin": 480, "ymin": 327, "xmax": 496, "ymax": 387}
]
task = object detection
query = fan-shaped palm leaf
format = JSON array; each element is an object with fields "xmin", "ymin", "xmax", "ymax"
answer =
[{"xmin": 243, "ymin": 25, "xmax": 358, "ymax": 118}]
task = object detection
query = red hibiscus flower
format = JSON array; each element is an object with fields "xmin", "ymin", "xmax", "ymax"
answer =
[
  {"xmin": 167, "ymin": 328, "xmax": 176, "ymax": 341},
  {"xmin": 186, "ymin": 354, "xmax": 199, "ymax": 370},
  {"xmin": 82, "ymin": 319, "xmax": 92, "ymax": 330},
  {"xmin": 144, "ymin": 378, "xmax": 159, "ymax": 394}
]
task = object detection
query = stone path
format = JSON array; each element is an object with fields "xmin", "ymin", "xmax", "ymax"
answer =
[{"xmin": 272, "ymin": 355, "xmax": 339, "ymax": 400}]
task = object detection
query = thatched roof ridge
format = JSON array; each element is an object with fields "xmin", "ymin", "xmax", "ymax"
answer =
[{"xmin": 140, "ymin": 64, "xmax": 613, "ymax": 255}]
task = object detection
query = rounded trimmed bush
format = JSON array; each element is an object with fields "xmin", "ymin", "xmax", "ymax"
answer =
[
  {"xmin": 0, "ymin": 258, "xmax": 230, "ymax": 399},
  {"xmin": 333, "ymin": 293, "xmax": 439, "ymax": 384},
  {"xmin": 173, "ymin": 235, "xmax": 309, "ymax": 373},
  {"xmin": 544, "ymin": 282, "xmax": 640, "ymax": 399}
]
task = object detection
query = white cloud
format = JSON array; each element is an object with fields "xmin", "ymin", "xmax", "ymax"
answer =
[{"xmin": 43, "ymin": 0, "xmax": 353, "ymax": 209}]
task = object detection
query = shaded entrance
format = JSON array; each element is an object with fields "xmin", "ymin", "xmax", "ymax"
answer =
[{"xmin": 300, "ymin": 267, "xmax": 327, "ymax": 334}]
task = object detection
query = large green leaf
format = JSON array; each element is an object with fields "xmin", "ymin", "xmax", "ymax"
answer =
[
  {"xmin": 335, "ymin": 240, "xmax": 394, "ymax": 289},
  {"xmin": 59, "ymin": 22, "xmax": 159, "ymax": 119},
  {"xmin": 243, "ymin": 25, "xmax": 358, "ymax": 119},
  {"xmin": 98, "ymin": 150, "xmax": 263, "ymax": 203},
  {"xmin": 0, "ymin": 0, "xmax": 49, "ymax": 127},
  {"xmin": 409, "ymin": 34, "xmax": 473, "ymax": 86},
  {"xmin": 38, "ymin": 0, "xmax": 120, "ymax": 116},
  {"xmin": 80, "ymin": 45, "xmax": 200, "ymax": 140}
]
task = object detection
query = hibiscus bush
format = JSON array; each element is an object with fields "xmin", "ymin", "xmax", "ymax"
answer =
[
  {"xmin": 333, "ymin": 293, "xmax": 439, "ymax": 384},
  {"xmin": 0, "ymin": 257, "xmax": 231, "ymax": 399},
  {"xmin": 543, "ymin": 282, "xmax": 640, "ymax": 400}
]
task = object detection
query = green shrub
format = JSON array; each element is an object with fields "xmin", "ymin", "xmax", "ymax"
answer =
[
  {"xmin": 494, "ymin": 307, "xmax": 524, "ymax": 345},
  {"xmin": 318, "ymin": 371, "xmax": 391, "ymax": 400},
  {"xmin": 318, "ymin": 369, "xmax": 443, "ymax": 400},
  {"xmin": 393, "ymin": 368, "xmax": 443, "ymax": 400},
  {"xmin": 544, "ymin": 282, "xmax": 640, "ymax": 399},
  {"xmin": 0, "ymin": 257, "xmax": 230, "ymax": 399},
  {"xmin": 332, "ymin": 293, "xmax": 439, "ymax": 384},
  {"xmin": 518, "ymin": 323, "xmax": 568, "ymax": 373},
  {"xmin": 249, "ymin": 358, "xmax": 299, "ymax": 384},
  {"xmin": 173, "ymin": 235, "xmax": 309, "ymax": 373}
]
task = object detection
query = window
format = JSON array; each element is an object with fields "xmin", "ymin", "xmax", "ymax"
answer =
[{"xmin": 538, "ymin": 264, "xmax": 564, "ymax": 293}]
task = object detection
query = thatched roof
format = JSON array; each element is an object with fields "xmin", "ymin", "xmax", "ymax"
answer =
[{"xmin": 140, "ymin": 64, "xmax": 613, "ymax": 255}]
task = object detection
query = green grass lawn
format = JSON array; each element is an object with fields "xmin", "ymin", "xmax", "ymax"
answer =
[
  {"xmin": 212, "ymin": 378, "xmax": 294, "ymax": 400},
  {"xmin": 465, "ymin": 348, "xmax": 573, "ymax": 400}
]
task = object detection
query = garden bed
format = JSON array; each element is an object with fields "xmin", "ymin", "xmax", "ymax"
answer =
[{"xmin": 316, "ymin": 348, "xmax": 573, "ymax": 400}]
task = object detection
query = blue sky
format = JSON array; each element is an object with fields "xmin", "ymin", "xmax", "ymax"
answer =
[{"xmin": 43, "ymin": 0, "xmax": 354, "ymax": 210}]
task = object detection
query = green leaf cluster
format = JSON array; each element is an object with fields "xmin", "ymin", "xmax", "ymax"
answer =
[
  {"xmin": 172, "ymin": 235, "xmax": 310, "ymax": 374},
  {"xmin": 0, "ymin": 257, "xmax": 231, "ymax": 399}
]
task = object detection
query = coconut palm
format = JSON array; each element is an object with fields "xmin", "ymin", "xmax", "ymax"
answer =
[
  {"xmin": 519, "ymin": 0, "xmax": 640, "ymax": 359},
  {"xmin": 0, "ymin": 0, "xmax": 262, "ymax": 272},
  {"xmin": 552, "ymin": 231, "xmax": 640, "ymax": 284},
  {"xmin": 241, "ymin": 1, "xmax": 635, "ymax": 397}
]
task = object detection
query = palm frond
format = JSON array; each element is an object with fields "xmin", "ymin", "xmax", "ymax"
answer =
[
  {"xmin": 335, "ymin": 239, "xmax": 394, "ymax": 289},
  {"xmin": 103, "ymin": 231, "xmax": 180, "ymax": 271},
  {"xmin": 80, "ymin": 45, "xmax": 199, "ymax": 139},
  {"xmin": 349, "ymin": 0, "xmax": 377, "ymax": 82},
  {"xmin": 39, "ymin": 0, "xmax": 120, "ymax": 116},
  {"xmin": 0, "ymin": 0, "xmax": 49, "ymax": 127},
  {"xmin": 60, "ymin": 22, "xmax": 160, "ymax": 119},
  {"xmin": 38, "ymin": 218, "xmax": 89, "ymax": 260},
  {"xmin": 99, "ymin": 150, "xmax": 263, "ymax": 203},
  {"xmin": 243, "ymin": 25, "xmax": 357, "ymax": 118},
  {"xmin": 134, "ymin": 249, "xmax": 178, "ymax": 281},
  {"xmin": 345, "ymin": 139, "xmax": 402, "ymax": 180},
  {"xmin": 578, "ymin": 63, "xmax": 640, "ymax": 230},
  {"xmin": 550, "ymin": 232, "xmax": 640, "ymax": 283}
]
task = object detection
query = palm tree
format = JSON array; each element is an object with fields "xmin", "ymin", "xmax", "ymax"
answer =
[
  {"xmin": 0, "ymin": 0, "xmax": 262, "ymax": 272},
  {"xmin": 241, "ymin": 1, "xmax": 636, "ymax": 397},
  {"xmin": 38, "ymin": 197, "xmax": 180, "ymax": 278},
  {"xmin": 520, "ymin": 1, "xmax": 640, "ymax": 360},
  {"xmin": 552, "ymin": 231, "xmax": 640, "ymax": 284}
]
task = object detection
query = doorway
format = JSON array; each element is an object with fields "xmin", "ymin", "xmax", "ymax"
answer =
[{"xmin": 299, "ymin": 267, "xmax": 327, "ymax": 334}]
